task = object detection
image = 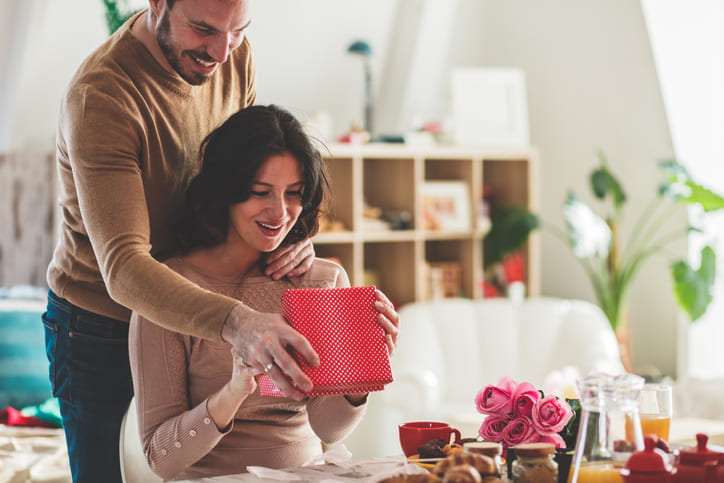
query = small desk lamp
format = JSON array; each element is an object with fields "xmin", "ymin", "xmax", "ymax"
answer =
[{"xmin": 347, "ymin": 40, "xmax": 373, "ymax": 135}]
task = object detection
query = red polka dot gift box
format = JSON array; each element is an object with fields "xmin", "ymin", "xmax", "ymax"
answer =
[{"xmin": 259, "ymin": 286, "xmax": 393, "ymax": 397}]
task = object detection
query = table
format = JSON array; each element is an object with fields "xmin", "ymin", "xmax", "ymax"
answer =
[{"xmin": 175, "ymin": 456, "xmax": 431, "ymax": 482}]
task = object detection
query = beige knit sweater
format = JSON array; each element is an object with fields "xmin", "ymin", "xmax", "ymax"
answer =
[
  {"xmin": 48, "ymin": 10, "xmax": 256, "ymax": 340},
  {"xmin": 129, "ymin": 258, "xmax": 368, "ymax": 481}
]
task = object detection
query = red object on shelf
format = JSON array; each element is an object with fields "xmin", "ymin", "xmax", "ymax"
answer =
[
  {"xmin": 503, "ymin": 251, "xmax": 525, "ymax": 283},
  {"xmin": 259, "ymin": 286, "xmax": 393, "ymax": 397},
  {"xmin": 482, "ymin": 280, "xmax": 501, "ymax": 298}
]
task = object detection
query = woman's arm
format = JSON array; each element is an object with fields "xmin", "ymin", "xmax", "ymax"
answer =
[{"xmin": 128, "ymin": 312, "xmax": 237, "ymax": 480}]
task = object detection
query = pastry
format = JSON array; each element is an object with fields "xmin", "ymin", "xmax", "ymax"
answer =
[
  {"xmin": 442, "ymin": 464, "xmax": 483, "ymax": 483},
  {"xmin": 378, "ymin": 474, "xmax": 442, "ymax": 483},
  {"xmin": 433, "ymin": 453, "xmax": 498, "ymax": 477}
]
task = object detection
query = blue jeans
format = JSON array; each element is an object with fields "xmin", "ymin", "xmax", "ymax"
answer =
[{"xmin": 42, "ymin": 290, "xmax": 133, "ymax": 483}]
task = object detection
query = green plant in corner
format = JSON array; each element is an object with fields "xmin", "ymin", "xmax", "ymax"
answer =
[
  {"xmin": 102, "ymin": 0, "xmax": 140, "ymax": 35},
  {"xmin": 551, "ymin": 150, "xmax": 724, "ymax": 335}
]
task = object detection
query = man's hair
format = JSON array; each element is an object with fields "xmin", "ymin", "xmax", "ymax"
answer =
[{"xmin": 172, "ymin": 104, "xmax": 329, "ymax": 255}]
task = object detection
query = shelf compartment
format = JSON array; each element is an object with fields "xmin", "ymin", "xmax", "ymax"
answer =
[
  {"xmin": 425, "ymin": 238, "xmax": 476, "ymax": 299},
  {"xmin": 322, "ymin": 156, "xmax": 355, "ymax": 232},
  {"xmin": 363, "ymin": 241, "xmax": 417, "ymax": 307},
  {"xmin": 363, "ymin": 157, "xmax": 416, "ymax": 230}
]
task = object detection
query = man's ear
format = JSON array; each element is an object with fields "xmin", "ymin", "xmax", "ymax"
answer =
[{"xmin": 148, "ymin": 0, "xmax": 166, "ymax": 18}]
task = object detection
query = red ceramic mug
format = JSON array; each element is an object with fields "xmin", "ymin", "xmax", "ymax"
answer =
[{"xmin": 398, "ymin": 421, "xmax": 462, "ymax": 457}]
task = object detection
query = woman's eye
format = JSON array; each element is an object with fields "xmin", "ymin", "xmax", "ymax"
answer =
[
  {"xmin": 287, "ymin": 190, "xmax": 303, "ymax": 198},
  {"xmin": 250, "ymin": 191, "xmax": 269, "ymax": 197}
]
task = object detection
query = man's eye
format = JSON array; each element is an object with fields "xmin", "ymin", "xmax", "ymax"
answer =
[{"xmin": 193, "ymin": 25, "xmax": 211, "ymax": 34}]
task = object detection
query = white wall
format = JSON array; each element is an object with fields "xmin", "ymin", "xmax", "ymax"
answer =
[
  {"xmin": 2, "ymin": 0, "xmax": 680, "ymax": 375},
  {"xmin": 469, "ymin": 0, "xmax": 680, "ymax": 376},
  {"xmin": 2, "ymin": 0, "xmax": 109, "ymax": 152}
]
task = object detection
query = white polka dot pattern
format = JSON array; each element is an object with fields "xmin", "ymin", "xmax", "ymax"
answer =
[{"xmin": 258, "ymin": 286, "xmax": 393, "ymax": 397}]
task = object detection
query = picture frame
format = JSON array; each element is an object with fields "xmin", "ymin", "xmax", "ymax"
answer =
[
  {"xmin": 450, "ymin": 67, "xmax": 530, "ymax": 148},
  {"xmin": 421, "ymin": 181, "xmax": 471, "ymax": 232}
]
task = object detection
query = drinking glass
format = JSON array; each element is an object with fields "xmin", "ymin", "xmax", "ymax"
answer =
[{"xmin": 628, "ymin": 383, "xmax": 673, "ymax": 441}]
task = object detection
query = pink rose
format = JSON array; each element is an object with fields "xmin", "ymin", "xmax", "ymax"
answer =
[
  {"xmin": 532, "ymin": 395, "xmax": 573, "ymax": 434},
  {"xmin": 478, "ymin": 415, "xmax": 508, "ymax": 442},
  {"xmin": 502, "ymin": 416, "xmax": 540, "ymax": 446},
  {"xmin": 475, "ymin": 376, "xmax": 517, "ymax": 416},
  {"xmin": 512, "ymin": 381, "xmax": 540, "ymax": 418},
  {"xmin": 539, "ymin": 431, "xmax": 566, "ymax": 448}
]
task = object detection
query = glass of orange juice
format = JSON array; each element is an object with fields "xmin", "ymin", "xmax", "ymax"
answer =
[{"xmin": 628, "ymin": 383, "xmax": 672, "ymax": 441}]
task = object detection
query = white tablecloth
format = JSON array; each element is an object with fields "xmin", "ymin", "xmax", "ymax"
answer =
[{"xmin": 175, "ymin": 456, "xmax": 430, "ymax": 483}]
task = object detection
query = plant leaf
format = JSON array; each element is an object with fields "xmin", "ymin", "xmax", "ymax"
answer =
[
  {"xmin": 563, "ymin": 191, "xmax": 612, "ymax": 259},
  {"xmin": 671, "ymin": 245, "xmax": 716, "ymax": 321},
  {"xmin": 484, "ymin": 206, "xmax": 539, "ymax": 269},
  {"xmin": 659, "ymin": 158, "xmax": 692, "ymax": 181},
  {"xmin": 590, "ymin": 151, "xmax": 626, "ymax": 209},
  {"xmin": 658, "ymin": 159, "xmax": 724, "ymax": 211}
]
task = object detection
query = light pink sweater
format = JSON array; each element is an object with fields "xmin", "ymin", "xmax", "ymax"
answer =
[{"xmin": 129, "ymin": 258, "xmax": 368, "ymax": 481}]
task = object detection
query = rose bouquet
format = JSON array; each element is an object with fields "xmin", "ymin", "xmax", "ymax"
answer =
[{"xmin": 475, "ymin": 376, "xmax": 579, "ymax": 456}]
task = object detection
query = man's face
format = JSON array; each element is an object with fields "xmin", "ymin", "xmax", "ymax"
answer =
[{"xmin": 156, "ymin": 0, "xmax": 251, "ymax": 85}]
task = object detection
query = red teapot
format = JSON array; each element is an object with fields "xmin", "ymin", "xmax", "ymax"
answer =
[{"xmin": 672, "ymin": 433, "xmax": 724, "ymax": 483}]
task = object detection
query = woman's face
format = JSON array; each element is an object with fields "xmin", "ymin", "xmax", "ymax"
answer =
[{"xmin": 227, "ymin": 152, "xmax": 304, "ymax": 254}]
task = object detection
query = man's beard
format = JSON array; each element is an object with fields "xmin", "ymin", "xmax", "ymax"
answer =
[{"xmin": 156, "ymin": 12, "xmax": 212, "ymax": 86}]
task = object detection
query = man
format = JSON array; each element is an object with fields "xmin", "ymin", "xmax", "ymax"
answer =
[{"xmin": 45, "ymin": 1, "xmax": 400, "ymax": 481}]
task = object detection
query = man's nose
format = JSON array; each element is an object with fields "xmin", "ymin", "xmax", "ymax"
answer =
[{"xmin": 207, "ymin": 33, "xmax": 232, "ymax": 63}]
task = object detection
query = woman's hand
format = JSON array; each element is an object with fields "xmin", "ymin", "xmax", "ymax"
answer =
[
  {"xmin": 228, "ymin": 348, "xmax": 258, "ymax": 397},
  {"xmin": 374, "ymin": 289, "xmax": 400, "ymax": 355},
  {"xmin": 207, "ymin": 348, "xmax": 258, "ymax": 431}
]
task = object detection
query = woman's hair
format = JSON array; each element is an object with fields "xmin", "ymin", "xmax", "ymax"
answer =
[{"xmin": 173, "ymin": 104, "xmax": 329, "ymax": 254}]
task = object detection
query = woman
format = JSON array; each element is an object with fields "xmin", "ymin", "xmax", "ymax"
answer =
[{"xmin": 129, "ymin": 105, "xmax": 397, "ymax": 480}]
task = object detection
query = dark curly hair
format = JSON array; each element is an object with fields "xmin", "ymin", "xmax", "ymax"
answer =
[{"xmin": 172, "ymin": 104, "xmax": 329, "ymax": 255}]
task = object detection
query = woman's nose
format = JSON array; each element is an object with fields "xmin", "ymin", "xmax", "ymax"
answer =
[{"xmin": 267, "ymin": 195, "xmax": 286, "ymax": 217}]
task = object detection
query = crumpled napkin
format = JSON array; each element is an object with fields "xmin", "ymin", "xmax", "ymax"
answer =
[{"xmin": 246, "ymin": 444, "xmax": 353, "ymax": 480}]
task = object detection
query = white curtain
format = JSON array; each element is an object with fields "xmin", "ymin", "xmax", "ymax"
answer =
[{"xmin": 642, "ymin": 0, "xmax": 724, "ymax": 378}]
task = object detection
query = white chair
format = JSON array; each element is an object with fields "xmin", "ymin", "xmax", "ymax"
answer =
[{"xmin": 119, "ymin": 397, "xmax": 162, "ymax": 483}]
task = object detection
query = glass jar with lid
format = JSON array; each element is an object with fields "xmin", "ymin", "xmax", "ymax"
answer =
[
  {"xmin": 511, "ymin": 442, "xmax": 558, "ymax": 483},
  {"xmin": 464, "ymin": 441, "xmax": 503, "ymax": 476}
]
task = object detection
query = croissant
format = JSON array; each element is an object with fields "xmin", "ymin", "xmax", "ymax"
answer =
[{"xmin": 433, "ymin": 453, "xmax": 498, "ymax": 477}]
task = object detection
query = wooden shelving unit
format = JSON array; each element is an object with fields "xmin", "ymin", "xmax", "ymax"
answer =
[{"xmin": 314, "ymin": 143, "xmax": 539, "ymax": 307}]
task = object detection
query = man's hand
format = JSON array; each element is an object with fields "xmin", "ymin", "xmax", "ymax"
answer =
[
  {"xmin": 374, "ymin": 289, "xmax": 400, "ymax": 355},
  {"xmin": 221, "ymin": 304, "xmax": 319, "ymax": 401},
  {"xmin": 265, "ymin": 238, "xmax": 315, "ymax": 280}
]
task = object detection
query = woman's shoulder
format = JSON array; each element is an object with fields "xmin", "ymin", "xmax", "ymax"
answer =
[{"xmin": 293, "ymin": 258, "xmax": 350, "ymax": 289}]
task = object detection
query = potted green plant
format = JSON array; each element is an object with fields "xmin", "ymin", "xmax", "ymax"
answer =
[
  {"xmin": 483, "ymin": 205, "xmax": 540, "ymax": 297},
  {"xmin": 550, "ymin": 151, "xmax": 724, "ymax": 369}
]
